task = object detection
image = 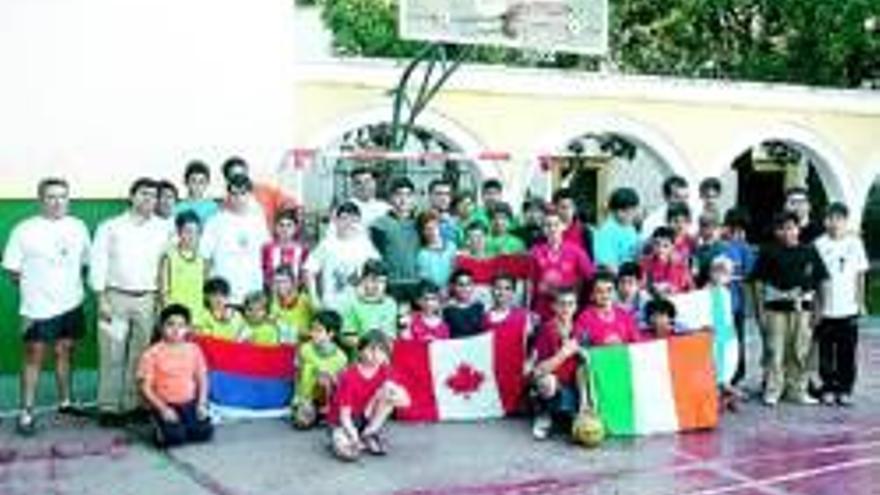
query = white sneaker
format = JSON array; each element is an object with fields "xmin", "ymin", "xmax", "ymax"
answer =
[
  {"xmin": 762, "ymin": 395, "xmax": 779, "ymax": 407},
  {"xmin": 532, "ymin": 414, "xmax": 552, "ymax": 440},
  {"xmin": 791, "ymin": 393, "xmax": 819, "ymax": 406}
]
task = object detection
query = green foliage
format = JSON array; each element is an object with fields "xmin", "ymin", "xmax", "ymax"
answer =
[{"xmin": 315, "ymin": 0, "xmax": 880, "ymax": 88}]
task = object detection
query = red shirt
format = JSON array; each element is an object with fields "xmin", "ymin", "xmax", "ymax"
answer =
[
  {"xmin": 483, "ymin": 307, "xmax": 529, "ymax": 335},
  {"xmin": 261, "ymin": 241, "xmax": 308, "ymax": 286},
  {"xmin": 639, "ymin": 254, "xmax": 693, "ymax": 294},
  {"xmin": 533, "ymin": 320, "xmax": 587, "ymax": 385},
  {"xmin": 562, "ymin": 220, "xmax": 586, "ymax": 251},
  {"xmin": 408, "ymin": 313, "xmax": 450, "ymax": 342},
  {"xmin": 575, "ymin": 305, "xmax": 641, "ymax": 347},
  {"xmin": 529, "ymin": 241, "xmax": 595, "ymax": 322},
  {"xmin": 327, "ymin": 364, "xmax": 392, "ymax": 425},
  {"xmin": 674, "ymin": 234, "xmax": 697, "ymax": 261}
]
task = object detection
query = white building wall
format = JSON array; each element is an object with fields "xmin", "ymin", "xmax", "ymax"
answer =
[{"xmin": 0, "ymin": 0, "xmax": 297, "ymax": 198}]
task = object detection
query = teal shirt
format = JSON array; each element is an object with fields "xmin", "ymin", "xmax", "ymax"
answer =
[
  {"xmin": 370, "ymin": 213, "xmax": 420, "ymax": 284},
  {"xmin": 417, "ymin": 243, "xmax": 457, "ymax": 288},
  {"xmin": 174, "ymin": 199, "xmax": 219, "ymax": 225},
  {"xmin": 592, "ymin": 217, "xmax": 640, "ymax": 271}
]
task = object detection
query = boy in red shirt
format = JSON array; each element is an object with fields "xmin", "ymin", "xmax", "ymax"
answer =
[
  {"xmin": 530, "ymin": 287, "xmax": 587, "ymax": 440},
  {"xmin": 138, "ymin": 304, "xmax": 213, "ymax": 448},
  {"xmin": 640, "ymin": 226, "xmax": 693, "ymax": 296},
  {"xmin": 483, "ymin": 272, "xmax": 531, "ymax": 336},
  {"xmin": 328, "ymin": 330, "xmax": 411, "ymax": 461},
  {"xmin": 261, "ymin": 208, "xmax": 308, "ymax": 288},
  {"xmin": 529, "ymin": 208, "xmax": 595, "ymax": 324},
  {"xmin": 401, "ymin": 281, "xmax": 450, "ymax": 342},
  {"xmin": 576, "ymin": 271, "xmax": 641, "ymax": 346}
]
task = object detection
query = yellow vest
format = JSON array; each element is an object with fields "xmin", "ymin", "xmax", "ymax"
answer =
[{"xmin": 164, "ymin": 248, "xmax": 205, "ymax": 314}]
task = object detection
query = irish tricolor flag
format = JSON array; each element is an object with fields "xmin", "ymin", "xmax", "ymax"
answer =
[
  {"xmin": 586, "ymin": 333, "xmax": 718, "ymax": 436},
  {"xmin": 392, "ymin": 327, "xmax": 525, "ymax": 422}
]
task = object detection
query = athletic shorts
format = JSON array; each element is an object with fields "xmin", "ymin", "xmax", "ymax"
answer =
[{"xmin": 22, "ymin": 305, "xmax": 85, "ymax": 343}]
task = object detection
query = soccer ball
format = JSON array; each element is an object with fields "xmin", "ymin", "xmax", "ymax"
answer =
[
  {"xmin": 292, "ymin": 402, "xmax": 317, "ymax": 430},
  {"xmin": 571, "ymin": 412, "xmax": 605, "ymax": 448}
]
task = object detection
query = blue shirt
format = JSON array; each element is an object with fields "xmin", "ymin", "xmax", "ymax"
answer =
[
  {"xmin": 592, "ymin": 217, "xmax": 640, "ymax": 271},
  {"xmin": 174, "ymin": 199, "xmax": 219, "ymax": 225},
  {"xmin": 724, "ymin": 239, "xmax": 756, "ymax": 315}
]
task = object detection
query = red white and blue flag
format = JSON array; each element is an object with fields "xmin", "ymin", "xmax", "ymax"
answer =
[
  {"xmin": 392, "ymin": 326, "xmax": 526, "ymax": 422},
  {"xmin": 195, "ymin": 336, "xmax": 296, "ymax": 419}
]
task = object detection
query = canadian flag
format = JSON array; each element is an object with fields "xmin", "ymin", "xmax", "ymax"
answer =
[{"xmin": 392, "ymin": 327, "xmax": 526, "ymax": 422}]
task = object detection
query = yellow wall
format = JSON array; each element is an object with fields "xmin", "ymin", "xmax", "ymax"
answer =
[{"xmin": 293, "ymin": 61, "xmax": 880, "ymax": 220}]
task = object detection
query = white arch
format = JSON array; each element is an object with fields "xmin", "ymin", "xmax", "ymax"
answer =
[
  {"xmin": 525, "ymin": 113, "xmax": 695, "ymax": 200},
  {"xmin": 303, "ymin": 103, "xmax": 499, "ymax": 181},
  {"xmin": 708, "ymin": 122, "xmax": 857, "ymax": 222},
  {"xmin": 855, "ymin": 154, "xmax": 880, "ymax": 228}
]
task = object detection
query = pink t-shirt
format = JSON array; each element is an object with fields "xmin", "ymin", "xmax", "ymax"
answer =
[
  {"xmin": 529, "ymin": 241, "xmax": 595, "ymax": 321},
  {"xmin": 407, "ymin": 313, "xmax": 450, "ymax": 342},
  {"xmin": 639, "ymin": 254, "xmax": 693, "ymax": 294},
  {"xmin": 483, "ymin": 307, "xmax": 529, "ymax": 335},
  {"xmin": 575, "ymin": 305, "xmax": 641, "ymax": 347}
]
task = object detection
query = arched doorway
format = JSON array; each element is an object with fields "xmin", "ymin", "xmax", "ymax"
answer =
[
  {"xmin": 526, "ymin": 115, "xmax": 689, "ymax": 224},
  {"xmin": 862, "ymin": 173, "xmax": 880, "ymax": 314},
  {"xmin": 724, "ymin": 140, "xmax": 834, "ymax": 243}
]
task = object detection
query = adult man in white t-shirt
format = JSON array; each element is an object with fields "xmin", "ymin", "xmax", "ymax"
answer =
[
  {"xmin": 3, "ymin": 178, "xmax": 90, "ymax": 434},
  {"xmin": 304, "ymin": 201, "xmax": 380, "ymax": 311},
  {"xmin": 90, "ymin": 178, "xmax": 172, "ymax": 421},
  {"xmin": 200, "ymin": 174, "xmax": 271, "ymax": 304},
  {"xmin": 814, "ymin": 202, "xmax": 869, "ymax": 406},
  {"xmin": 349, "ymin": 166, "xmax": 390, "ymax": 227}
]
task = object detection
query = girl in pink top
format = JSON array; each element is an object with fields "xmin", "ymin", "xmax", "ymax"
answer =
[
  {"xmin": 401, "ymin": 281, "xmax": 450, "ymax": 342},
  {"xmin": 576, "ymin": 272, "xmax": 641, "ymax": 346}
]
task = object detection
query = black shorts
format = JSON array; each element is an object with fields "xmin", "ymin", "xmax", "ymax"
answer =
[{"xmin": 23, "ymin": 306, "xmax": 85, "ymax": 343}]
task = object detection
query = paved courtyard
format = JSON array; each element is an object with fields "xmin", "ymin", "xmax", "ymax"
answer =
[{"xmin": 2, "ymin": 323, "xmax": 879, "ymax": 495}]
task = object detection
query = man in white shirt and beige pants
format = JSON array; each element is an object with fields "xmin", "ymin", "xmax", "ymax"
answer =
[{"xmin": 90, "ymin": 178, "xmax": 171, "ymax": 423}]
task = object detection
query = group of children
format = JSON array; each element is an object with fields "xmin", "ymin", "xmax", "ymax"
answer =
[{"xmin": 10, "ymin": 157, "xmax": 867, "ymax": 460}]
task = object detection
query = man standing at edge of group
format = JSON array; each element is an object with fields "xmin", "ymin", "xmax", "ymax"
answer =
[
  {"xmin": 90, "ymin": 178, "xmax": 172, "ymax": 424},
  {"xmin": 3, "ymin": 178, "xmax": 91, "ymax": 435}
]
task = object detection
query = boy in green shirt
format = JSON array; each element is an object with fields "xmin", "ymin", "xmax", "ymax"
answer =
[
  {"xmin": 292, "ymin": 309, "xmax": 348, "ymax": 429},
  {"xmin": 486, "ymin": 202, "xmax": 525, "ymax": 256},
  {"xmin": 193, "ymin": 277, "xmax": 244, "ymax": 341},
  {"xmin": 341, "ymin": 260, "xmax": 398, "ymax": 358},
  {"xmin": 239, "ymin": 290, "xmax": 293, "ymax": 346},
  {"xmin": 271, "ymin": 265, "xmax": 313, "ymax": 342}
]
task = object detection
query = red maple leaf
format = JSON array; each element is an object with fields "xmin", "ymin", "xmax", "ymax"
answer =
[{"xmin": 445, "ymin": 363, "xmax": 485, "ymax": 398}]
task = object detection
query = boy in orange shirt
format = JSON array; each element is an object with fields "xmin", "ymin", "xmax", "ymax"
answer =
[{"xmin": 138, "ymin": 304, "xmax": 213, "ymax": 448}]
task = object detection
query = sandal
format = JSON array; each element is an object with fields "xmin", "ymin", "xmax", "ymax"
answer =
[{"xmin": 362, "ymin": 432, "xmax": 388, "ymax": 456}]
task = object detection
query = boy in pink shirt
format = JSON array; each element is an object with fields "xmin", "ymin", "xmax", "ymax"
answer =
[
  {"xmin": 261, "ymin": 208, "xmax": 308, "ymax": 288},
  {"xmin": 529, "ymin": 208, "xmax": 595, "ymax": 324},
  {"xmin": 640, "ymin": 226, "xmax": 693, "ymax": 296},
  {"xmin": 576, "ymin": 272, "xmax": 641, "ymax": 346},
  {"xmin": 401, "ymin": 281, "xmax": 450, "ymax": 342},
  {"xmin": 483, "ymin": 273, "xmax": 531, "ymax": 336}
]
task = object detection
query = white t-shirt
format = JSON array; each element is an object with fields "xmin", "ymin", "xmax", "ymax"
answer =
[
  {"xmin": 200, "ymin": 209, "xmax": 271, "ymax": 304},
  {"xmin": 90, "ymin": 212, "xmax": 173, "ymax": 294},
  {"xmin": 351, "ymin": 198, "xmax": 391, "ymax": 228},
  {"xmin": 815, "ymin": 233, "xmax": 869, "ymax": 318},
  {"xmin": 3, "ymin": 216, "xmax": 90, "ymax": 319},
  {"xmin": 303, "ymin": 233, "xmax": 380, "ymax": 311}
]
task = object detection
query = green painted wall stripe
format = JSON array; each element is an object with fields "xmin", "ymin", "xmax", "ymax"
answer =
[{"xmin": 0, "ymin": 199, "xmax": 127, "ymax": 373}]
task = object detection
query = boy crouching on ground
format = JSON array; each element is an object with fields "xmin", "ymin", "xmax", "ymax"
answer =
[
  {"xmin": 292, "ymin": 310, "xmax": 348, "ymax": 428},
  {"xmin": 327, "ymin": 330, "xmax": 411, "ymax": 461},
  {"xmin": 138, "ymin": 304, "xmax": 213, "ymax": 448}
]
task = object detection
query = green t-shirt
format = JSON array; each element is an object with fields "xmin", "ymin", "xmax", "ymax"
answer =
[
  {"xmin": 342, "ymin": 295, "xmax": 398, "ymax": 339},
  {"xmin": 242, "ymin": 320, "xmax": 294, "ymax": 347},
  {"xmin": 294, "ymin": 342, "xmax": 348, "ymax": 405},
  {"xmin": 486, "ymin": 233, "xmax": 526, "ymax": 256},
  {"xmin": 193, "ymin": 307, "xmax": 245, "ymax": 341}
]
